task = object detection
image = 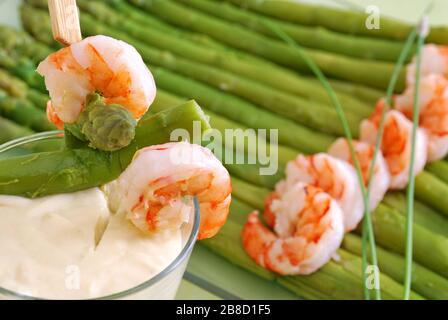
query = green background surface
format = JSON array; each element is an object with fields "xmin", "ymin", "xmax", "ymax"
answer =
[{"xmin": 0, "ymin": 0, "xmax": 447, "ymax": 300}]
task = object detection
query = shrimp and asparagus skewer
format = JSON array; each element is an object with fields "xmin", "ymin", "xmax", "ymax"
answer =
[{"xmin": 37, "ymin": 35, "xmax": 156, "ymax": 151}]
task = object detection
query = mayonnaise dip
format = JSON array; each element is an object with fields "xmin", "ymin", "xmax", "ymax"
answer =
[{"xmin": 0, "ymin": 188, "xmax": 183, "ymax": 299}]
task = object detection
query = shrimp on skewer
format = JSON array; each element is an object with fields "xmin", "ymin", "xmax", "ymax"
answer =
[
  {"xmin": 360, "ymin": 100, "xmax": 428, "ymax": 189},
  {"xmin": 407, "ymin": 44, "xmax": 448, "ymax": 84},
  {"xmin": 395, "ymin": 74, "xmax": 448, "ymax": 161},
  {"xmin": 241, "ymin": 183, "xmax": 344, "ymax": 275},
  {"xmin": 277, "ymin": 153, "xmax": 364, "ymax": 232},
  {"xmin": 38, "ymin": 35, "xmax": 155, "ymax": 124},
  {"xmin": 328, "ymin": 138, "xmax": 390, "ymax": 211},
  {"xmin": 105, "ymin": 142, "xmax": 232, "ymax": 240}
]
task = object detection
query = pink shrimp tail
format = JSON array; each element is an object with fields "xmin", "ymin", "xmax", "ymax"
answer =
[
  {"xmin": 241, "ymin": 211, "xmax": 276, "ymax": 268},
  {"xmin": 46, "ymin": 101, "xmax": 64, "ymax": 130}
]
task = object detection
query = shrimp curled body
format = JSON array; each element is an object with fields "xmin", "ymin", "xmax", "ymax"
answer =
[
  {"xmin": 241, "ymin": 183, "xmax": 344, "ymax": 275},
  {"xmin": 105, "ymin": 142, "xmax": 232, "ymax": 240},
  {"xmin": 37, "ymin": 35, "xmax": 156, "ymax": 125},
  {"xmin": 328, "ymin": 138, "xmax": 390, "ymax": 212},
  {"xmin": 360, "ymin": 104, "xmax": 428, "ymax": 189},
  {"xmin": 277, "ymin": 153, "xmax": 364, "ymax": 232},
  {"xmin": 395, "ymin": 74, "xmax": 448, "ymax": 162}
]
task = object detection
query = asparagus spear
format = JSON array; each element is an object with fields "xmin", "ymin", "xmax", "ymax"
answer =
[
  {"xmin": 343, "ymin": 233, "xmax": 448, "ymax": 300},
  {"xmin": 325, "ymin": 78, "xmax": 385, "ymax": 106},
  {"xmin": 0, "ymin": 25, "xmax": 52, "ymax": 63},
  {"xmin": 178, "ymin": 0, "xmax": 411, "ymax": 63},
  {"xmin": 20, "ymin": 4, "xmax": 61, "ymax": 49},
  {"xmin": 128, "ymin": 0, "xmax": 403, "ymax": 91},
  {"xmin": 0, "ymin": 95, "xmax": 55, "ymax": 132},
  {"xmin": 372, "ymin": 204, "xmax": 448, "ymax": 278},
  {"xmin": 226, "ymin": 0, "xmax": 448, "ymax": 45},
  {"xmin": 0, "ymin": 100, "xmax": 211, "ymax": 198},
  {"xmin": 72, "ymin": 0, "xmax": 373, "ymax": 117},
  {"xmin": 0, "ymin": 116, "xmax": 34, "ymax": 144},
  {"xmin": 383, "ymin": 192, "xmax": 448, "ymax": 238},
  {"xmin": 415, "ymin": 171, "xmax": 448, "ymax": 217},
  {"xmin": 0, "ymin": 50, "xmax": 46, "ymax": 93},
  {"xmin": 202, "ymin": 219, "xmax": 423, "ymax": 299},
  {"xmin": 0, "ymin": 68, "xmax": 48, "ymax": 110},
  {"xmin": 426, "ymin": 160, "xmax": 448, "ymax": 185}
]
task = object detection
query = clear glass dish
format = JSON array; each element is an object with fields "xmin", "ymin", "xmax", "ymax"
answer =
[{"xmin": 0, "ymin": 132, "xmax": 199, "ymax": 300}]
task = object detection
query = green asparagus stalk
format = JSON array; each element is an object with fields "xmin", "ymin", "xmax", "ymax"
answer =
[
  {"xmin": 202, "ymin": 219, "xmax": 423, "ymax": 299},
  {"xmin": 129, "ymin": 0, "xmax": 403, "ymax": 91},
  {"xmin": 0, "ymin": 68, "xmax": 48, "ymax": 110},
  {"xmin": 151, "ymin": 67, "xmax": 335, "ymax": 153},
  {"xmin": 226, "ymin": 0, "xmax": 448, "ymax": 45},
  {"xmin": 372, "ymin": 204, "xmax": 448, "ymax": 278},
  {"xmin": 26, "ymin": 89, "xmax": 48, "ymax": 110},
  {"xmin": 324, "ymin": 78, "xmax": 385, "ymax": 106},
  {"xmin": 0, "ymin": 69, "xmax": 28, "ymax": 98},
  {"xmin": 383, "ymin": 192, "xmax": 448, "ymax": 238},
  {"xmin": 0, "ymin": 116, "xmax": 34, "ymax": 144},
  {"xmin": 343, "ymin": 233, "xmax": 448, "ymax": 300},
  {"xmin": 0, "ymin": 50, "xmax": 46, "ymax": 93},
  {"xmin": 426, "ymin": 160, "xmax": 448, "ymax": 185},
  {"xmin": 0, "ymin": 100, "xmax": 211, "ymax": 198},
  {"xmin": 152, "ymin": 90, "xmax": 299, "ymax": 167},
  {"xmin": 20, "ymin": 4, "xmax": 61, "ymax": 49},
  {"xmin": 0, "ymin": 95, "xmax": 55, "ymax": 132},
  {"xmin": 73, "ymin": 0, "xmax": 373, "ymax": 117},
  {"xmin": 178, "ymin": 0, "xmax": 411, "ymax": 63},
  {"xmin": 415, "ymin": 171, "xmax": 448, "ymax": 217},
  {"xmin": 0, "ymin": 25, "xmax": 52, "ymax": 63},
  {"xmin": 106, "ymin": 0, "xmax": 230, "ymax": 52}
]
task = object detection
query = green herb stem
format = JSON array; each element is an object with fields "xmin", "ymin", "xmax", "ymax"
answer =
[{"xmin": 403, "ymin": 18, "xmax": 428, "ymax": 299}]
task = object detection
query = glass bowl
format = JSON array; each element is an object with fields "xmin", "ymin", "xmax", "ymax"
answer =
[{"xmin": 0, "ymin": 132, "xmax": 199, "ymax": 300}]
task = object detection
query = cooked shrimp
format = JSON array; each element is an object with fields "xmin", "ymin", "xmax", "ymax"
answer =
[
  {"xmin": 105, "ymin": 142, "xmax": 232, "ymax": 240},
  {"xmin": 407, "ymin": 44, "xmax": 448, "ymax": 84},
  {"xmin": 37, "ymin": 35, "xmax": 156, "ymax": 124},
  {"xmin": 241, "ymin": 183, "xmax": 344, "ymax": 275},
  {"xmin": 360, "ymin": 101, "xmax": 428, "ymax": 189},
  {"xmin": 395, "ymin": 74, "xmax": 448, "ymax": 161},
  {"xmin": 328, "ymin": 138, "xmax": 390, "ymax": 211},
  {"xmin": 278, "ymin": 153, "xmax": 364, "ymax": 232}
]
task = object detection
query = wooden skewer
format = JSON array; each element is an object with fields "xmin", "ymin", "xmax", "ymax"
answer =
[{"xmin": 48, "ymin": 0, "xmax": 82, "ymax": 46}]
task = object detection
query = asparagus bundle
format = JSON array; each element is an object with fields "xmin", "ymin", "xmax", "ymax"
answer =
[
  {"xmin": 226, "ymin": 0, "xmax": 448, "ymax": 45},
  {"xmin": 0, "ymin": 95, "xmax": 55, "ymax": 132},
  {"xmin": 73, "ymin": 0, "xmax": 372, "ymax": 117},
  {"xmin": 343, "ymin": 233, "xmax": 448, "ymax": 300},
  {"xmin": 128, "ymin": 0, "xmax": 403, "ymax": 91},
  {"xmin": 151, "ymin": 67, "xmax": 335, "ymax": 153},
  {"xmin": 320, "ymin": 78, "xmax": 384, "ymax": 106},
  {"xmin": 0, "ymin": 100, "xmax": 211, "ymax": 198},
  {"xmin": 178, "ymin": 0, "xmax": 410, "ymax": 62}
]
